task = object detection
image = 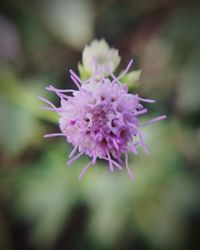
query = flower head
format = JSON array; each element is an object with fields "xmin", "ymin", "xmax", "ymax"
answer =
[
  {"xmin": 81, "ymin": 39, "xmax": 121, "ymax": 76},
  {"xmin": 38, "ymin": 59, "xmax": 166, "ymax": 180}
]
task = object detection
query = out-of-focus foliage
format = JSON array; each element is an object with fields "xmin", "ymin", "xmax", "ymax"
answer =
[
  {"xmin": 0, "ymin": 0, "xmax": 200, "ymax": 250},
  {"xmin": 41, "ymin": 0, "xmax": 94, "ymax": 49}
]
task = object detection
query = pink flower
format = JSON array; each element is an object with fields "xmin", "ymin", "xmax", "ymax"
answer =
[{"xmin": 38, "ymin": 60, "xmax": 166, "ymax": 180}]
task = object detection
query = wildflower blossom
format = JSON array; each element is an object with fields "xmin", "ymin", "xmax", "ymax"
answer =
[
  {"xmin": 81, "ymin": 39, "xmax": 121, "ymax": 76},
  {"xmin": 38, "ymin": 59, "xmax": 166, "ymax": 180}
]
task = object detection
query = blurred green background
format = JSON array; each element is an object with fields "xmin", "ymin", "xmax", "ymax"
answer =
[{"xmin": 0, "ymin": 0, "xmax": 200, "ymax": 249}]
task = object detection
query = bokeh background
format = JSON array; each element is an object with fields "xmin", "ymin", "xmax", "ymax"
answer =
[{"xmin": 0, "ymin": 0, "xmax": 200, "ymax": 249}]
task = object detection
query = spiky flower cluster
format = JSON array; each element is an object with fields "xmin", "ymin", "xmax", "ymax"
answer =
[{"xmin": 38, "ymin": 41, "xmax": 166, "ymax": 180}]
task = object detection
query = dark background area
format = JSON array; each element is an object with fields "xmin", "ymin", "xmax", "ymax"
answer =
[{"xmin": 0, "ymin": 0, "xmax": 200, "ymax": 249}]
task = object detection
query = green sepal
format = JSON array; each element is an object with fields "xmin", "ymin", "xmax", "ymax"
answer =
[
  {"xmin": 78, "ymin": 63, "xmax": 91, "ymax": 81},
  {"xmin": 120, "ymin": 70, "xmax": 141, "ymax": 91}
]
